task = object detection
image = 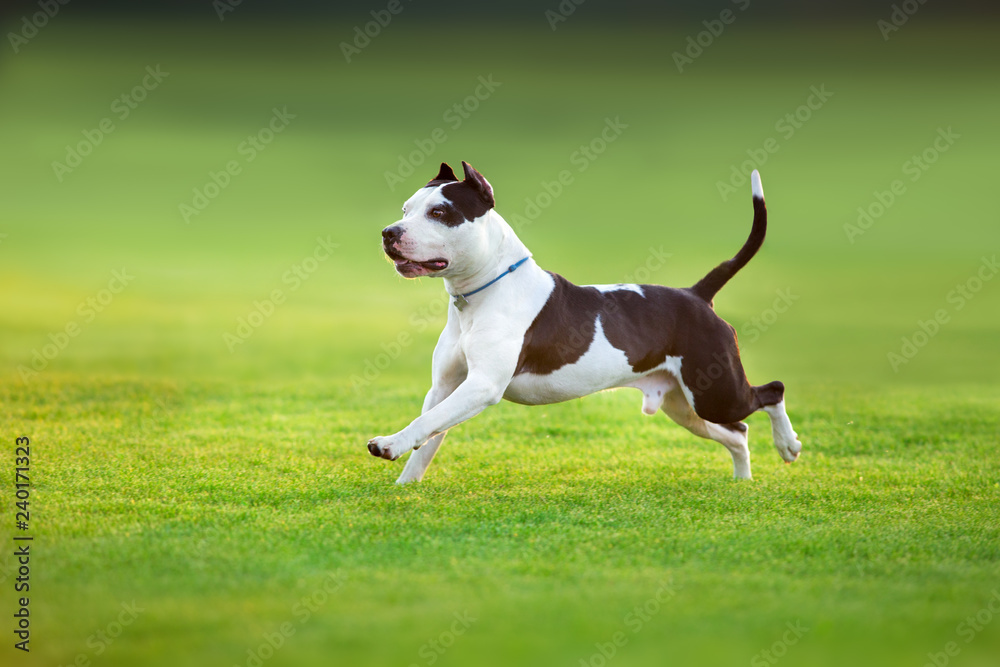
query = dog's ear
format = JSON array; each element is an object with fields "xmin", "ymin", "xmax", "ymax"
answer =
[
  {"xmin": 426, "ymin": 162, "xmax": 458, "ymax": 187},
  {"xmin": 461, "ymin": 161, "xmax": 494, "ymax": 208}
]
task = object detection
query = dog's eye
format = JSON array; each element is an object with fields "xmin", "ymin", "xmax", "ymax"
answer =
[{"xmin": 429, "ymin": 208, "xmax": 443, "ymax": 219}]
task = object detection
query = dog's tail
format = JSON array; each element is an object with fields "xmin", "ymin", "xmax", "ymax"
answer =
[{"xmin": 690, "ymin": 170, "xmax": 767, "ymax": 304}]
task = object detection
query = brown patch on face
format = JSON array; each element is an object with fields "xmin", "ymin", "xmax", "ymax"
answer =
[{"xmin": 515, "ymin": 272, "xmax": 783, "ymax": 424}]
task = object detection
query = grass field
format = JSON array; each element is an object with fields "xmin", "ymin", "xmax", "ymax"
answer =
[{"xmin": 1, "ymin": 17, "xmax": 999, "ymax": 667}]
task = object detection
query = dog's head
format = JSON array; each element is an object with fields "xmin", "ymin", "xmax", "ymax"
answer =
[{"xmin": 382, "ymin": 161, "xmax": 496, "ymax": 278}]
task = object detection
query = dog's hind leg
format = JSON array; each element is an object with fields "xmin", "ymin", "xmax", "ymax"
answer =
[
  {"xmin": 660, "ymin": 385, "xmax": 752, "ymax": 479},
  {"xmin": 753, "ymin": 382, "xmax": 802, "ymax": 463},
  {"xmin": 394, "ymin": 324, "xmax": 466, "ymax": 484},
  {"xmin": 396, "ymin": 370, "xmax": 461, "ymax": 484},
  {"xmin": 396, "ymin": 432, "xmax": 446, "ymax": 485},
  {"xmin": 754, "ymin": 382, "xmax": 802, "ymax": 463},
  {"xmin": 395, "ymin": 383, "xmax": 457, "ymax": 485}
]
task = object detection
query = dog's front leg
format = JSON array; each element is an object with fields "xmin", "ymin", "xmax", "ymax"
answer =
[
  {"xmin": 367, "ymin": 334, "xmax": 518, "ymax": 463},
  {"xmin": 367, "ymin": 372, "xmax": 508, "ymax": 461}
]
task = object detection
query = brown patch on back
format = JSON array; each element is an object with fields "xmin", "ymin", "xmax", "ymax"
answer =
[{"xmin": 515, "ymin": 272, "xmax": 778, "ymax": 424}]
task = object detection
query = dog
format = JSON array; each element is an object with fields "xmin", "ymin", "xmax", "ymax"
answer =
[{"xmin": 369, "ymin": 161, "xmax": 801, "ymax": 483}]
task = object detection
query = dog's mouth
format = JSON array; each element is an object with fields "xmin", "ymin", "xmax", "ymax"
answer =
[{"xmin": 384, "ymin": 246, "xmax": 449, "ymax": 277}]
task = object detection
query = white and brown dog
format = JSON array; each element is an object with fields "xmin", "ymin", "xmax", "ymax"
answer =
[{"xmin": 370, "ymin": 161, "xmax": 801, "ymax": 483}]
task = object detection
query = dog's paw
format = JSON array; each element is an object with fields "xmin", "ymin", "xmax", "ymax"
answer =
[
  {"xmin": 367, "ymin": 436, "xmax": 401, "ymax": 461},
  {"xmin": 395, "ymin": 471, "xmax": 421, "ymax": 485},
  {"xmin": 776, "ymin": 432, "xmax": 802, "ymax": 463}
]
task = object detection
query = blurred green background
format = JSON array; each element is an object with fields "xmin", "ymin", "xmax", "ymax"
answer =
[
  {"xmin": 2, "ymin": 17, "xmax": 998, "ymax": 386},
  {"xmin": 1, "ymin": 3, "xmax": 999, "ymax": 667}
]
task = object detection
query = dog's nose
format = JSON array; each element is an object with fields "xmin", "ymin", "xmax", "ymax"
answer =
[{"xmin": 382, "ymin": 226, "xmax": 402, "ymax": 245}]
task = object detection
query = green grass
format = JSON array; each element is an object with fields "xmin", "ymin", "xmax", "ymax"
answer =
[
  {"xmin": 1, "ymin": 18, "xmax": 999, "ymax": 667},
  {"xmin": 4, "ymin": 379, "xmax": 1000, "ymax": 666}
]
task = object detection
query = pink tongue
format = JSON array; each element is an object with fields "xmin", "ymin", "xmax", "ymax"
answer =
[{"xmin": 394, "ymin": 258, "xmax": 446, "ymax": 271}]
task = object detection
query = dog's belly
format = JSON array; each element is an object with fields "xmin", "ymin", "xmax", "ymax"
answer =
[{"xmin": 503, "ymin": 319, "xmax": 683, "ymax": 406}]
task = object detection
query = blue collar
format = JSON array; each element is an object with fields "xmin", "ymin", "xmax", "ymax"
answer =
[{"xmin": 450, "ymin": 256, "xmax": 531, "ymax": 311}]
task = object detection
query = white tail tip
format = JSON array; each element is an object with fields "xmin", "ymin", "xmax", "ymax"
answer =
[{"xmin": 751, "ymin": 170, "xmax": 764, "ymax": 200}]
